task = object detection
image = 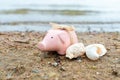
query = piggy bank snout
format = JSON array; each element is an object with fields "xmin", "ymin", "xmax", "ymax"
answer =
[{"xmin": 38, "ymin": 42, "xmax": 46, "ymax": 51}]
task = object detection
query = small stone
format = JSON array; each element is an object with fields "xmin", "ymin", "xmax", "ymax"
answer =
[
  {"xmin": 89, "ymin": 35, "xmax": 94, "ymax": 37},
  {"xmin": 116, "ymin": 64, "xmax": 120, "ymax": 68},
  {"xmin": 112, "ymin": 70, "xmax": 118, "ymax": 76},
  {"xmin": 48, "ymin": 62, "xmax": 51, "ymax": 64},
  {"xmin": 76, "ymin": 57, "xmax": 82, "ymax": 63},
  {"xmin": 116, "ymin": 46, "xmax": 120, "ymax": 49},
  {"xmin": 32, "ymin": 69, "xmax": 40, "ymax": 73},
  {"xmin": 48, "ymin": 72, "xmax": 57, "ymax": 77},
  {"xmin": 43, "ymin": 52, "xmax": 50, "ymax": 58},
  {"xmin": 6, "ymin": 73, "xmax": 13, "ymax": 80},
  {"xmin": 117, "ymin": 49, "xmax": 120, "ymax": 52},
  {"xmin": 107, "ymin": 47, "xmax": 110, "ymax": 50},
  {"xmin": 42, "ymin": 75, "xmax": 49, "ymax": 80},
  {"xmin": 13, "ymin": 65, "xmax": 26, "ymax": 76},
  {"xmin": 33, "ymin": 52, "xmax": 40, "ymax": 57},
  {"xmin": 51, "ymin": 62, "xmax": 58, "ymax": 67},
  {"xmin": 96, "ymin": 72, "xmax": 100, "ymax": 75},
  {"xmin": 115, "ymin": 58, "xmax": 119, "ymax": 60},
  {"xmin": 21, "ymin": 32, "xmax": 25, "ymax": 37},
  {"xmin": 31, "ymin": 75, "xmax": 41, "ymax": 80},
  {"xmin": 60, "ymin": 66, "xmax": 66, "ymax": 71},
  {"xmin": 91, "ymin": 66, "xmax": 97, "ymax": 69}
]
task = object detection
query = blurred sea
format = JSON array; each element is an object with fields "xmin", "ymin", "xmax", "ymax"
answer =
[{"xmin": 0, "ymin": 0, "xmax": 120, "ymax": 32}]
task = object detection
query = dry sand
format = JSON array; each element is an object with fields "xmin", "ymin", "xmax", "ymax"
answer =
[{"xmin": 0, "ymin": 32, "xmax": 120, "ymax": 80}]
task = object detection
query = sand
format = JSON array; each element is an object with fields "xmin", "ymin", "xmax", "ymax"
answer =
[{"xmin": 0, "ymin": 31, "xmax": 120, "ymax": 80}]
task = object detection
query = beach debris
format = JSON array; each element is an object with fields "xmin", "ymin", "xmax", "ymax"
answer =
[
  {"xmin": 96, "ymin": 72, "xmax": 100, "ymax": 75},
  {"xmin": 51, "ymin": 62, "xmax": 58, "ymax": 67},
  {"xmin": 60, "ymin": 66, "xmax": 66, "ymax": 71},
  {"xmin": 66, "ymin": 43, "xmax": 85, "ymax": 59},
  {"xmin": 114, "ymin": 42, "xmax": 120, "ymax": 49},
  {"xmin": 50, "ymin": 22, "xmax": 75, "ymax": 31},
  {"xmin": 76, "ymin": 57, "xmax": 82, "ymax": 63},
  {"xmin": 6, "ymin": 72, "xmax": 13, "ymax": 80},
  {"xmin": 41, "ymin": 71, "xmax": 59, "ymax": 80},
  {"xmin": 14, "ymin": 39, "xmax": 29, "ymax": 44},
  {"xmin": 48, "ymin": 62, "xmax": 59, "ymax": 67},
  {"xmin": 32, "ymin": 69, "xmax": 40, "ymax": 73},
  {"xmin": 112, "ymin": 69, "xmax": 119, "ymax": 77},
  {"xmin": 85, "ymin": 44, "xmax": 107, "ymax": 60},
  {"xmin": 38, "ymin": 23, "xmax": 78, "ymax": 55},
  {"xmin": 20, "ymin": 32, "xmax": 26, "ymax": 37},
  {"xmin": 13, "ymin": 65, "xmax": 26, "ymax": 76}
]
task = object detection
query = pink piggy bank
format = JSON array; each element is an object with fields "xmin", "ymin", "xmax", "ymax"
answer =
[{"xmin": 38, "ymin": 23, "xmax": 78, "ymax": 55}]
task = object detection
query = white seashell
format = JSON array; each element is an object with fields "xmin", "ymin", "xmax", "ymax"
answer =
[
  {"xmin": 66, "ymin": 43, "xmax": 85, "ymax": 59},
  {"xmin": 85, "ymin": 44, "xmax": 107, "ymax": 60}
]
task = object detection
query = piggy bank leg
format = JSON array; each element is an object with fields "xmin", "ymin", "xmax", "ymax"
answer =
[{"xmin": 57, "ymin": 50, "xmax": 66, "ymax": 55}]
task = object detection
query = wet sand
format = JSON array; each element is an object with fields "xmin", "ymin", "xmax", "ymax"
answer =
[{"xmin": 0, "ymin": 31, "xmax": 120, "ymax": 80}]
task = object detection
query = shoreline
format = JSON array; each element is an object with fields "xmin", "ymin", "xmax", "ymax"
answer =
[{"xmin": 1, "ymin": 23, "xmax": 120, "ymax": 32}]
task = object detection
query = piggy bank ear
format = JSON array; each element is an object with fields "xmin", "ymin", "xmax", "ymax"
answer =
[{"xmin": 58, "ymin": 33, "xmax": 66, "ymax": 44}]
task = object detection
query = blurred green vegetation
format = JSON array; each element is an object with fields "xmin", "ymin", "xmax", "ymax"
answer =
[{"xmin": 0, "ymin": 9, "xmax": 98, "ymax": 15}]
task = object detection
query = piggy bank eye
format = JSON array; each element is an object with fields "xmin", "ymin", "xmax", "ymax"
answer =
[{"xmin": 51, "ymin": 37, "xmax": 53, "ymax": 38}]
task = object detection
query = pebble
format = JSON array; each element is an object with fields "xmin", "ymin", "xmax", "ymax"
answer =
[
  {"xmin": 48, "ymin": 72, "xmax": 58, "ymax": 77},
  {"xmin": 43, "ymin": 52, "xmax": 50, "ymax": 58},
  {"xmin": 6, "ymin": 73, "xmax": 13, "ymax": 79},
  {"xmin": 90, "ymin": 66, "xmax": 97, "ymax": 70},
  {"xmin": 32, "ymin": 69, "xmax": 40, "ymax": 73},
  {"xmin": 41, "ymin": 72, "xmax": 59, "ymax": 80},
  {"xmin": 96, "ymin": 72, "xmax": 100, "ymax": 75},
  {"xmin": 76, "ymin": 57, "xmax": 82, "ymax": 63},
  {"xmin": 112, "ymin": 70, "xmax": 119, "ymax": 77},
  {"xmin": 42, "ymin": 75, "xmax": 49, "ymax": 80},
  {"xmin": 51, "ymin": 62, "xmax": 58, "ymax": 67},
  {"xmin": 116, "ymin": 64, "xmax": 120, "ymax": 68},
  {"xmin": 117, "ymin": 49, "xmax": 120, "ymax": 52},
  {"xmin": 60, "ymin": 66, "xmax": 66, "ymax": 71},
  {"xmin": 21, "ymin": 32, "xmax": 25, "ymax": 37}
]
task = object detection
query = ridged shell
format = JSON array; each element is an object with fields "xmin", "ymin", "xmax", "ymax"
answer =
[{"xmin": 66, "ymin": 43, "xmax": 85, "ymax": 59}]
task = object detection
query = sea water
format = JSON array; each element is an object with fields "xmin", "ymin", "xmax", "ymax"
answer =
[{"xmin": 0, "ymin": 0, "xmax": 120, "ymax": 32}]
